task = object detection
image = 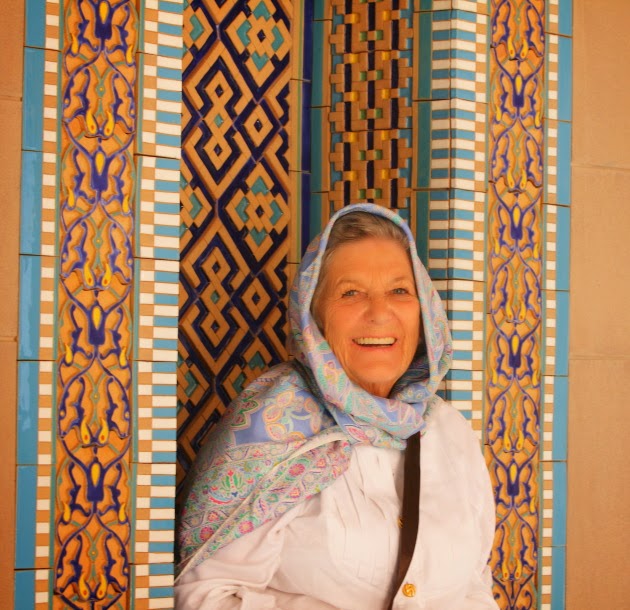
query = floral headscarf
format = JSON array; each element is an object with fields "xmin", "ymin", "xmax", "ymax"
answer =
[{"xmin": 176, "ymin": 203, "xmax": 452, "ymax": 578}]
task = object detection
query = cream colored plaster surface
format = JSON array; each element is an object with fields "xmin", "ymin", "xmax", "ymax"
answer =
[{"xmin": 568, "ymin": 1, "xmax": 630, "ymax": 608}]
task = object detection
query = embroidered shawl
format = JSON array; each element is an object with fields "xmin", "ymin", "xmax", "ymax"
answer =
[{"xmin": 176, "ymin": 203, "xmax": 452, "ymax": 578}]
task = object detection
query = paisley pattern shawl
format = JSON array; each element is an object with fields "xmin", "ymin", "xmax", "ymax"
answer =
[{"xmin": 176, "ymin": 204, "xmax": 453, "ymax": 578}]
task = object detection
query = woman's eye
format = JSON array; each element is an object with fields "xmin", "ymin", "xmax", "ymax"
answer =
[
  {"xmin": 341, "ymin": 289, "xmax": 358, "ymax": 298},
  {"xmin": 392, "ymin": 287, "xmax": 410, "ymax": 295}
]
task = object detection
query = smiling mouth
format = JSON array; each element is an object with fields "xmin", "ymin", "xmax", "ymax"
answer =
[{"xmin": 354, "ymin": 337, "xmax": 396, "ymax": 346}]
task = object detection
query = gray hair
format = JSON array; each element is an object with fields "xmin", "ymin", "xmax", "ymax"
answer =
[{"xmin": 311, "ymin": 211, "xmax": 411, "ymax": 327}]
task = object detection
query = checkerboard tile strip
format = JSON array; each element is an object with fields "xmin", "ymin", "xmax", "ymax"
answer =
[
  {"xmin": 418, "ymin": 5, "xmax": 488, "ymax": 435},
  {"xmin": 133, "ymin": 2, "xmax": 182, "ymax": 605},
  {"xmin": 139, "ymin": 0, "xmax": 183, "ymax": 160},
  {"xmin": 139, "ymin": 156, "xmax": 181, "ymax": 261}
]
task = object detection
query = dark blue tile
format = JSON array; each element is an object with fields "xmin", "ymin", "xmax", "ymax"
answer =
[
  {"xmin": 15, "ymin": 465, "xmax": 37, "ymax": 569},
  {"xmin": 302, "ymin": 0, "xmax": 313, "ymax": 81},
  {"xmin": 17, "ymin": 255, "xmax": 41, "ymax": 361},
  {"xmin": 20, "ymin": 151, "xmax": 43, "ymax": 255}
]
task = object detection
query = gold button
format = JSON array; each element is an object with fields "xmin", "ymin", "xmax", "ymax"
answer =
[
  {"xmin": 397, "ymin": 517, "xmax": 403, "ymax": 529},
  {"xmin": 402, "ymin": 583, "xmax": 416, "ymax": 597}
]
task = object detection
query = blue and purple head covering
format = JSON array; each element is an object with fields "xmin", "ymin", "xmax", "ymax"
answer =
[{"xmin": 176, "ymin": 203, "xmax": 452, "ymax": 578}]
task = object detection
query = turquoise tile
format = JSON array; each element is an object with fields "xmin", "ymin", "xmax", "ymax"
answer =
[
  {"xmin": 558, "ymin": 0, "xmax": 573, "ymax": 37},
  {"xmin": 154, "ymin": 247, "xmax": 179, "ymax": 260},
  {"xmin": 14, "ymin": 570, "xmax": 35, "ymax": 610},
  {"xmin": 17, "ymin": 361, "xmax": 39, "ymax": 465},
  {"xmin": 417, "ymin": 13, "xmax": 432, "ymax": 100},
  {"xmin": 557, "ymin": 37, "xmax": 573, "ymax": 122},
  {"xmin": 414, "ymin": 191, "xmax": 429, "ymax": 267},
  {"xmin": 551, "ymin": 545, "xmax": 566, "ymax": 610},
  {"xmin": 308, "ymin": 193, "xmax": 322, "ymax": 244},
  {"xmin": 310, "ymin": 108, "xmax": 324, "ymax": 191},
  {"xmin": 18, "ymin": 255, "xmax": 41, "ymax": 360},
  {"xmin": 149, "ymin": 563, "xmax": 174, "ymax": 575},
  {"xmin": 552, "ymin": 462, "xmax": 567, "ymax": 546},
  {"xmin": 555, "ymin": 291, "xmax": 569, "ymax": 377},
  {"xmin": 152, "ymin": 451, "xmax": 177, "ymax": 463},
  {"xmin": 552, "ymin": 376, "xmax": 568, "ymax": 461},
  {"xmin": 22, "ymin": 48, "xmax": 45, "ymax": 152},
  {"xmin": 556, "ymin": 205, "xmax": 570, "ymax": 290},
  {"xmin": 15, "ymin": 465, "xmax": 37, "ymax": 568},
  {"xmin": 153, "ymin": 361, "xmax": 177, "ymax": 373},
  {"xmin": 20, "ymin": 151, "xmax": 43, "ymax": 255},
  {"xmin": 156, "ymin": 157, "xmax": 181, "ymax": 171},
  {"xmin": 155, "ymin": 271, "xmax": 178, "ymax": 283},
  {"xmin": 416, "ymin": 101, "xmax": 431, "ymax": 188},
  {"xmin": 159, "ymin": 1, "xmax": 183, "ymax": 13},
  {"xmin": 148, "ymin": 586, "xmax": 174, "ymax": 598},
  {"xmin": 151, "ymin": 496, "xmax": 175, "ymax": 509},
  {"xmin": 25, "ymin": 0, "xmax": 46, "ymax": 48},
  {"xmin": 556, "ymin": 121, "xmax": 572, "ymax": 206},
  {"xmin": 311, "ymin": 21, "xmax": 326, "ymax": 106}
]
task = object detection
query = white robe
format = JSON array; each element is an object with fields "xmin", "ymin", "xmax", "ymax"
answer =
[{"xmin": 175, "ymin": 400, "xmax": 499, "ymax": 610}]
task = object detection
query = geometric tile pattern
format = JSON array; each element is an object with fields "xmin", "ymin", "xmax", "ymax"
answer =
[
  {"xmin": 485, "ymin": 1, "xmax": 545, "ymax": 607},
  {"xmin": 325, "ymin": 0, "xmax": 415, "ymax": 217},
  {"xmin": 177, "ymin": 0, "xmax": 293, "ymax": 496}
]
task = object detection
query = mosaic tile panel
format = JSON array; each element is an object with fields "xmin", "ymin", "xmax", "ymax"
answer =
[
  {"xmin": 325, "ymin": 0, "xmax": 414, "ymax": 219},
  {"xmin": 177, "ymin": 0, "xmax": 296, "ymax": 496}
]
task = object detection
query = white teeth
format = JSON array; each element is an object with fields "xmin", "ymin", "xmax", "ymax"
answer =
[{"xmin": 355, "ymin": 337, "xmax": 396, "ymax": 346}]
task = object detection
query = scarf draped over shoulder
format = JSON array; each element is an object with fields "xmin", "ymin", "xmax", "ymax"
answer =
[{"xmin": 176, "ymin": 203, "xmax": 452, "ymax": 578}]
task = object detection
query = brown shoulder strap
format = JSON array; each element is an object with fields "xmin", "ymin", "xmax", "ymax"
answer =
[{"xmin": 390, "ymin": 431, "xmax": 421, "ymax": 608}]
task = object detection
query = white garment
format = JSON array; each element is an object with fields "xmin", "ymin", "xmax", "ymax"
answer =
[{"xmin": 175, "ymin": 400, "xmax": 499, "ymax": 610}]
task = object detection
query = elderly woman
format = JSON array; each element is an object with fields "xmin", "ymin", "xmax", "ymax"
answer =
[{"xmin": 175, "ymin": 204, "xmax": 498, "ymax": 610}]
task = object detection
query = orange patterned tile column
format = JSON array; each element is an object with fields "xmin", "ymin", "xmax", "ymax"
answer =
[
  {"xmin": 486, "ymin": 1, "xmax": 545, "ymax": 608},
  {"xmin": 54, "ymin": 1, "xmax": 137, "ymax": 606}
]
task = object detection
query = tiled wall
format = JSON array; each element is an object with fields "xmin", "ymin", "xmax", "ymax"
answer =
[{"xmin": 11, "ymin": 0, "xmax": 572, "ymax": 608}]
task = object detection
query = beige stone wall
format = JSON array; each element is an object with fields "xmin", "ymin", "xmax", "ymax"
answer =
[
  {"xmin": 568, "ymin": 1, "xmax": 630, "ymax": 608},
  {"xmin": 0, "ymin": 1, "xmax": 24, "ymax": 605}
]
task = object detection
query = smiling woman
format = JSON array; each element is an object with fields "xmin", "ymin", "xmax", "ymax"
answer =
[
  {"xmin": 312, "ymin": 229, "xmax": 421, "ymax": 398},
  {"xmin": 175, "ymin": 204, "xmax": 499, "ymax": 610}
]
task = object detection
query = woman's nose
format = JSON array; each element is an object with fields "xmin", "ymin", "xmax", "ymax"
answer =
[{"xmin": 365, "ymin": 294, "xmax": 392, "ymax": 323}]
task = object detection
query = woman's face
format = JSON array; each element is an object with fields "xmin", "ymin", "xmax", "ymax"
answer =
[{"xmin": 315, "ymin": 237, "xmax": 422, "ymax": 398}]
